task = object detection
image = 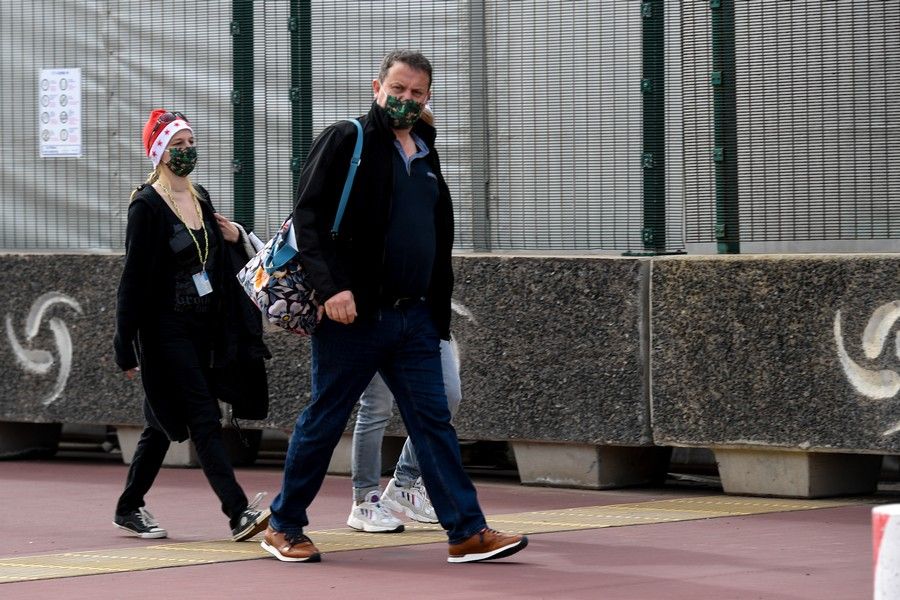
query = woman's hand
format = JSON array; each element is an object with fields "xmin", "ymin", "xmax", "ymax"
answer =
[
  {"xmin": 124, "ymin": 367, "xmax": 140, "ymax": 380},
  {"xmin": 215, "ymin": 213, "xmax": 240, "ymax": 243}
]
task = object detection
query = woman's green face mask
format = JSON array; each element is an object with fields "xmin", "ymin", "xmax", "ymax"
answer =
[{"xmin": 166, "ymin": 146, "xmax": 198, "ymax": 177}]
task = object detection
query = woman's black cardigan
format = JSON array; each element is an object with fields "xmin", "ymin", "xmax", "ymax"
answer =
[{"xmin": 113, "ymin": 184, "xmax": 270, "ymax": 442}]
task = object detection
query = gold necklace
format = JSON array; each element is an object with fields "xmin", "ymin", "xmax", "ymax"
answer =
[{"xmin": 158, "ymin": 181, "xmax": 209, "ymax": 270}]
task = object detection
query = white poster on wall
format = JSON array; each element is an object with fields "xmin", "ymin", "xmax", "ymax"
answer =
[{"xmin": 39, "ymin": 68, "xmax": 82, "ymax": 158}]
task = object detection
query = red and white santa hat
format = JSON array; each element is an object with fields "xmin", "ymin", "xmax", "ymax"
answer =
[{"xmin": 142, "ymin": 109, "xmax": 192, "ymax": 168}]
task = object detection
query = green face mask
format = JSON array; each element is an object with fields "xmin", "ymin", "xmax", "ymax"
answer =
[
  {"xmin": 166, "ymin": 146, "xmax": 198, "ymax": 177},
  {"xmin": 384, "ymin": 95, "xmax": 423, "ymax": 129}
]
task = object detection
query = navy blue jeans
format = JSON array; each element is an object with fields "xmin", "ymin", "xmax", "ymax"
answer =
[{"xmin": 269, "ymin": 302, "xmax": 487, "ymax": 544}]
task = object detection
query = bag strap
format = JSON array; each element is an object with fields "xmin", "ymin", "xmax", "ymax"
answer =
[
  {"xmin": 266, "ymin": 218, "xmax": 299, "ymax": 271},
  {"xmin": 331, "ymin": 117, "xmax": 363, "ymax": 237},
  {"xmin": 265, "ymin": 118, "xmax": 363, "ymax": 272}
]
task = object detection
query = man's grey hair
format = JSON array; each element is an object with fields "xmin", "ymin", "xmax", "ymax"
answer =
[{"xmin": 378, "ymin": 50, "xmax": 433, "ymax": 88}]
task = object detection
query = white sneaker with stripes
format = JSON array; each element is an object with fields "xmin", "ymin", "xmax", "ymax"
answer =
[
  {"xmin": 346, "ymin": 490, "xmax": 405, "ymax": 533},
  {"xmin": 381, "ymin": 477, "xmax": 439, "ymax": 524}
]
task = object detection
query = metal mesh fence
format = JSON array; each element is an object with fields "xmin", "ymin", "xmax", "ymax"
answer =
[
  {"xmin": 681, "ymin": 0, "xmax": 900, "ymax": 249},
  {"xmin": 735, "ymin": 0, "xmax": 900, "ymax": 243},
  {"xmin": 486, "ymin": 2, "xmax": 645, "ymax": 251},
  {"xmin": 281, "ymin": 1, "xmax": 475, "ymax": 246},
  {"xmin": 0, "ymin": 0, "xmax": 235, "ymax": 251},
  {"xmin": 679, "ymin": 0, "xmax": 717, "ymax": 247},
  {"xmin": 1, "ymin": 0, "xmax": 897, "ymax": 254},
  {"xmin": 0, "ymin": 0, "xmax": 654, "ymax": 254}
]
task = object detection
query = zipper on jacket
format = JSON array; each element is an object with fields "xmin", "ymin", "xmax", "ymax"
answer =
[
  {"xmin": 377, "ymin": 133, "xmax": 396, "ymax": 316},
  {"xmin": 378, "ymin": 190, "xmax": 393, "ymax": 320}
]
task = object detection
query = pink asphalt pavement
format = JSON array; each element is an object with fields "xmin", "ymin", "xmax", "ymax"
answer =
[{"xmin": 0, "ymin": 455, "xmax": 885, "ymax": 599}]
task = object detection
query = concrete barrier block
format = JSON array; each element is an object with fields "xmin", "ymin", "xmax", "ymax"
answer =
[
  {"xmin": 115, "ymin": 425, "xmax": 261, "ymax": 468},
  {"xmin": 511, "ymin": 442, "xmax": 671, "ymax": 489},
  {"xmin": 652, "ymin": 254, "xmax": 900, "ymax": 453},
  {"xmin": 271, "ymin": 255, "xmax": 654, "ymax": 447},
  {"xmin": 714, "ymin": 448, "xmax": 881, "ymax": 498},
  {"xmin": 451, "ymin": 256, "xmax": 652, "ymax": 445},
  {"xmin": 116, "ymin": 425, "xmax": 198, "ymax": 467},
  {"xmin": 0, "ymin": 421, "xmax": 61, "ymax": 458}
]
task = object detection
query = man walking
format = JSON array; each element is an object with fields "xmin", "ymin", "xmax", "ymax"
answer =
[{"xmin": 262, "ymin": 49, "xmax": 528, "ymax": 564}]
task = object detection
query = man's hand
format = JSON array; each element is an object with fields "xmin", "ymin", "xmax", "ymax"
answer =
[{"xmin": 324, "ymin": 290, "xmax": 357, "ymax": 324}]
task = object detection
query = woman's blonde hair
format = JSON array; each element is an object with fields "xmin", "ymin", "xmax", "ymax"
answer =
[
  {"xmin": 420, "ymin": 106, "xmax": 434, "ymax": 126},
  {"xmin": 131, "ymin": 165, "xmax": 202, "ymax": 205}
]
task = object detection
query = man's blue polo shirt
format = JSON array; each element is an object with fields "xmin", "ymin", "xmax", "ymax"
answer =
[{"xmin": 382, "ymin": 132, "xmax": 439, "ymax": 300}]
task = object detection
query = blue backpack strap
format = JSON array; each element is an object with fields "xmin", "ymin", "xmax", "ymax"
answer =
[
  {"xmin": 269, "ymin": 118, "xmax": 362, "ymax": 273},
  {"xmin": 331, "ymin": 118, "xmax": 363, "ymax": 236}
]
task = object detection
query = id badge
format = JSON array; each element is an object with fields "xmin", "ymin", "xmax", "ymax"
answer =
[{"xmin": 192, "ymin": 270, "xmax": 213, "ymax": 296}]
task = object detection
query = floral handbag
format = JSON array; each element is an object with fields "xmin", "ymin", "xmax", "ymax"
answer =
[{"xmin": 236, "ymin": 118, "xmax": 362, "ymax": 335}]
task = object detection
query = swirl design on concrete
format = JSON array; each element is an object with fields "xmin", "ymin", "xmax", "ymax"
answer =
[
  {"xmin": 5, "ymin": 292, "xmax": 83, "ymax": 406},
  {"xmin": 834, "ymin": 301, "xmax": 900, "ymax": 435}
]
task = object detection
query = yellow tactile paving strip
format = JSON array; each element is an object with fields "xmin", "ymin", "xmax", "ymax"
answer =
[{"xmin": 0, "ymin": 495, "xmax": 857, "ymax": 583}]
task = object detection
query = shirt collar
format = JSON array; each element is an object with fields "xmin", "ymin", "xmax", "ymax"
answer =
[{"xmin": 392, "ymin": 132, "xmax": 430, "ymax": 164}]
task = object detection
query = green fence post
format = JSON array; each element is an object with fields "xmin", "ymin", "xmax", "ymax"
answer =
[
  {"xmin": 232, "ymin": 0, "xmax": 254, "ymax": 230},
  {"xmin": 626, "ymin": 0, "xmax": 682, "ymax": 256},
  {"xmin": 711, "ymin": 0, "xmax": 740, "ymax": 253},
  {"xmin": 469, "ymin": 0, "xmax": 492, "ymax": 252},
  {"xmin": 290, "ymin": 0, "xmax": 313, "ymax": 193},
  {"xmin": 640, "ymin": 0, "xmax": 666, "ymax": 253}
]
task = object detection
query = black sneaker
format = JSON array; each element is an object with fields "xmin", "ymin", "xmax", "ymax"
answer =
[
  {"xmin": 113, "ymin": 507, "xmax": 168, "ymax": 539},
  {"xmin": 232, "ymin": 492, "xmax": 271, "ymax": 541}
]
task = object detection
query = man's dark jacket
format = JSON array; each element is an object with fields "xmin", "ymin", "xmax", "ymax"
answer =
[{"xmin": 293, "ymin": 101, "xmax": 454, "ymax": 339}]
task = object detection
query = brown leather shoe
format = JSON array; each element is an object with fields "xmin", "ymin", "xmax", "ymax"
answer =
[
  {"xmin": 260, "ymin": 526, "xmax": 321, "ymax": 562},
  {"xmin": 447, "ymin": 527, "xmax": 528, "ymax": 563}
]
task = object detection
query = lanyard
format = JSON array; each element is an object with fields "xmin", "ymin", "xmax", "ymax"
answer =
[{"xmin": 159, "ymin": 182, "xmax": 209, "ymax": 271}]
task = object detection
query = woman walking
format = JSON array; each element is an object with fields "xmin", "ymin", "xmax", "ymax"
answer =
[{"xmin": 113, "ymin": 109, "xmax": 270, "ymax": 541}]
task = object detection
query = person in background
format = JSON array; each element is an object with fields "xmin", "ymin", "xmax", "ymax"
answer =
[
  {"xmin": 113, "ymin": 109, "xmax": 270, "ymax": 542},
  {"xmin": 262, "ymin": 50, "xmax": 528, "ymax": 564},
  {"xmin": 347, "ymin": 338, "xmax": 460, "ymax": 532}
]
